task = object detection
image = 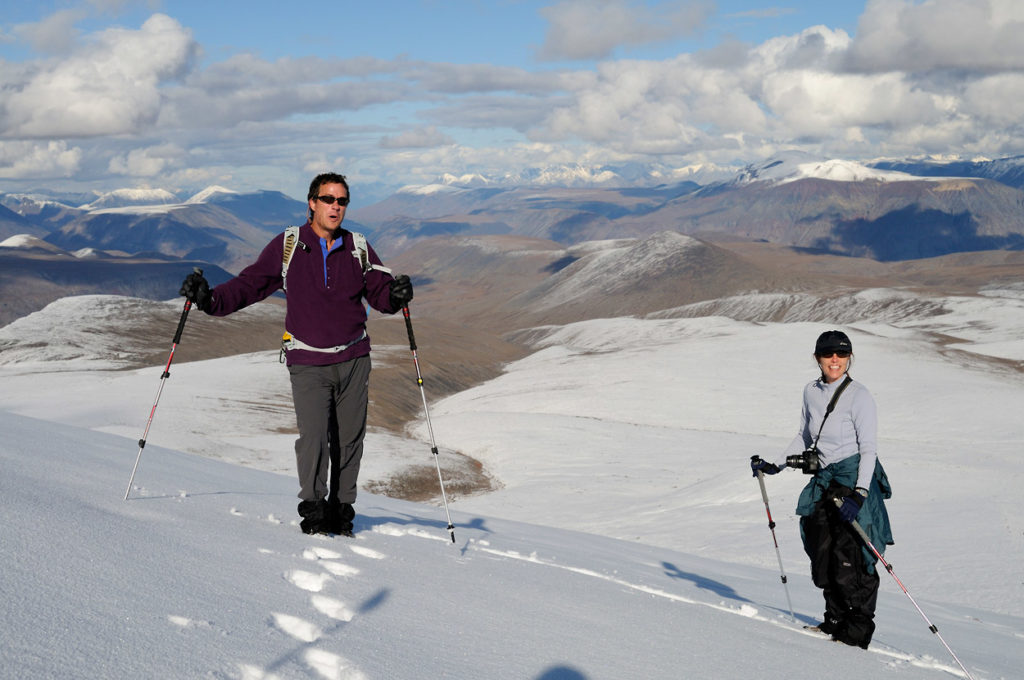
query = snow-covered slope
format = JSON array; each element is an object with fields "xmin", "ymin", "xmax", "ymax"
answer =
[
  {"xmin": 2, "ymin": 285, "xmax": 1023, "ymax": 678},
  {"xmin": 2, "ymin": 409, "xmax": 1017, "ymax": 679}
]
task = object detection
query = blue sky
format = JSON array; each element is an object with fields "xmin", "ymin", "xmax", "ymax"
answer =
[
  {"xmin": 2, "ymin": 1, "xmax": 1024, "ymax": 202},
  {"xmin": 0, "ymin": 2, "xmax": 862, "ymax": 66}
]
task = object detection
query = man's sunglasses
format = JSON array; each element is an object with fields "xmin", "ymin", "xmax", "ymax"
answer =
[
  {"xmin": 316, "ymin": 195, "xmax": 350, "ymax": 206},
  {"xmin": 817, "ymin": 351, "xmax": 851, "ymax": 358}
]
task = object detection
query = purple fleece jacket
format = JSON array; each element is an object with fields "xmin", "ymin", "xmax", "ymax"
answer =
[{"xmin": 206, "ymin": 223, "xmax": 397, "ymax": 366}]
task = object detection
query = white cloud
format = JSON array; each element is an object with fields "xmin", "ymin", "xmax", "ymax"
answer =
[
  {"xmin": 107, "ymin": 143, "xmax": 185, "ymax": 176},
  {"xmin": 538, "ymin": 0, "xmax": 713, "ymax": 61},
  {"xmin": 154, "ymin": 54, "xmax": 412, "ymax": 130},
  {"xmin": 1, "ymin": 14, "xmax": 197, "ymax": 138},
  {"xmin": 6, "ymin": 3, "xmax": 1024, "ymax": 192},
  {"xmin": 760, "ymin": 70, "xmax": 944, "ymax": 137},
  {"xmin": 961, "ymin": 73, "xmax": 1024, "ymax": 124},
  {"xmin": 847, "ymin": 0, "xmax": 1024, "ymax": 73},
  {"xmin": 0, "ymin": 140, "xmax": 82, "ymax": 179}
]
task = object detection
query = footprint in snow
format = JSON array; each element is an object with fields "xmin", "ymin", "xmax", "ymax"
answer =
[
  {"xmin": 284, "ymin": 569, "xmax": 331, "ymax": 592},
  {"xmin": 348, "ymin": 544, "xmax": 386, "ymax": 560},
  {"xmin": 300, "ymin": 546, "xmax": 360, "ymax": 576},
  {"xmin": 303, "ymin": 546, "xmax": 344, "ymax": 561},
  {"xmin": 305, "ymin": 649, "xmax": 367, "ymax": 680},
  {"xmin": 321, "ymin": 561, "xmax": 360, "ymax": 577},
  {"xmin": 310, "ymin": 595, "xmax": 355, "ymax": 622},
  {"xmin": 372, "ymin": 524, "xmax": 447, "ymax": 542},
  {"xmin": 270, "ymin": 612, "xmax": 321, "ymax": 643},
  {"xmin": 373, "ymin": 524, "xmax": 406, "ymax": 537}
]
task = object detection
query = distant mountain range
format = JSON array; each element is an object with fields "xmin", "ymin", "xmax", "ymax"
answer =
[
  {"xmin": 0, "ymin": 234, "xmax": 234, "ymax": 326},
  {"xmin": 356, "ymin": 152, "xmax": 1024, "ymax": 260},
  {"xmin": 3, "ymin": 152, "xmax": 1024, "ymax": 325},
  {"xmin": 0, "ymin": 187, "xmax": 311, "ymax": 273}
]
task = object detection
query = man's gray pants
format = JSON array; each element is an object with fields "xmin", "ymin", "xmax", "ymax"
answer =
[{"xmin": 288, "ymin": 355, "xmax": 370, "ymax": 505}]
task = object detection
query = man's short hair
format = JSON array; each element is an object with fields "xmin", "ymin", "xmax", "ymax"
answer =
[{"xmin": 307, "ymin": 172, "xmax": 350, "ymax": 201}]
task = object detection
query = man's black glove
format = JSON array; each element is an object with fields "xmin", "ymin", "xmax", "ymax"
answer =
[
  {"xmin": 750, "ymin": 456, "xmax": 781, "ymax": 478},
  {"xmin": 837, "ymin": 488, "xmax": 867, "ymax": 523},
  {"xmin": 179, "ymin": 270, "xmax": 212, "ymax": 312},
  {"xmin": 389, "ymin": 274, "xmax": 414, "ymax": 309}
]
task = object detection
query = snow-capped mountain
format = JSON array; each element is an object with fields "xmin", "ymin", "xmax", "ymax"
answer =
[
  {"xmin": 80, "ymin": 187, "xmax": 181, "ymax": 211},
  {"xmin": 870, "ymin": 154, "xmax": 1024, "ymax": 189},
  {"xmin": 185, "ymin": 185, "xmax": 240, "ymax": 203},
  {"xmin": 0, "ymin": 234, "xmax": 69, "ymax": 254},
  {"xmin": 418, "ymin": 161, "xmax": 737, "ymax": 192},
  {"xmin": 731, "ymin": 151, "xmax": 925, "ymax": 185}
]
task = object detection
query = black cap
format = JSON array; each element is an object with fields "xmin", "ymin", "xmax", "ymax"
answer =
[{"xmin": 815, "ymin": 330, "xmax": 852, "ymax": 355}]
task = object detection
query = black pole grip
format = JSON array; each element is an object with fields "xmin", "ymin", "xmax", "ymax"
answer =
[
  {"xmin": 173, "ymin": 300, "xmax": 192, "ymax": 344},
  {"xmin": 402, "ymin": 306, "xmax": 417, "ymax": 351},
  {"xmin": 173, "ymin": 267, "xmax": 202, "ymax": 344}
]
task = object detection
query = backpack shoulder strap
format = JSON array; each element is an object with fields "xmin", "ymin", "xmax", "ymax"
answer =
[
  {"xmin": 349, "ymin": 231, "xmax": 392, "ymax": 275},
  {"xmin": 281, "ymin": 226, "xmax": 301, "ymax": 290}
]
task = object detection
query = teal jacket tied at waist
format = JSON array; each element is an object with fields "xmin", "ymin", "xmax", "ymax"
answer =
[{"xmin": 796, "ymin": 455, "xmax": 894, "ymax": 574}]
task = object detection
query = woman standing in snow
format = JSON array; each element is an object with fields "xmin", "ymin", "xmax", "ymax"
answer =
[{"xmin": 751, "ymin": 329, "xmax": 892, "ymax": 649}]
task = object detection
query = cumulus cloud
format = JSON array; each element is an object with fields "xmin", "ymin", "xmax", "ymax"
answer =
[
  {"xmin": 156, "ymin": 54, "xmax": 413, "ymax": 129},
  {"xmin": 108, "ymin": 143, "xmax": 185, "ymax": 176},
  {"xmin": 846, "ymin": 0, "xmax": 1024, "ymax": 73},
  {"xmin": 524, "ymin": 6, "xmax": 1024, "ymax": 161},
  {"xmin": 0, "ymin": 141, "xmax": 82, "ymax": 179},
  {"xmin": 6, "ymin": 2, "xmax": 1024, "ymax": 192},
  {"xmin": 0, "ymin": 14, "xmax": 197, "ymax": 138},
  {"xmin": 538, "ymin": 0, "xmax": 713, "ymax": 61}
]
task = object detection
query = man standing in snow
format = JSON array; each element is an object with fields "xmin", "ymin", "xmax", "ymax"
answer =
[{"xmin": 179, "ymin": 172, "xmax": 413, "ymax": 536}]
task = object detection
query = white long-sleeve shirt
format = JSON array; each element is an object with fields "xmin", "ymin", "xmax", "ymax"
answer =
[{"xmin": 776, "ymin": 374, "xmax": 878, "ymax": 490}]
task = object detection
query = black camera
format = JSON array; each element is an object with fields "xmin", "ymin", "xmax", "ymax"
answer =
[{"xmin": 786, "ymin": 449, "xmax": 820, "ymax": 474}]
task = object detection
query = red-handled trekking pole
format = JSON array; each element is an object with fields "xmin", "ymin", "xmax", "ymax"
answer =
[
  {"xmin": 832, "ymin": 497, "xmax": 975, "ymax": 679},
  {"xmin": 402, "ymin": 305, "xmax": 456, "ymax": 543},
  {"xmin": 123, "ymin": 268, "xmax": 200, "ymax": 500}
]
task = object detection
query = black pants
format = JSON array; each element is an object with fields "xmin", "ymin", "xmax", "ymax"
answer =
[{"xmin": 801, "ymin": 486, "xmax": 880, "ymax": 648}]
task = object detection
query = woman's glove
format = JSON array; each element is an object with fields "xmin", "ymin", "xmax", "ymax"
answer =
[
  {"xmin": 838, "ymin": 488, "xmax": 868, "ymax": 523},
  {"xmin": 750, "ymin": 456, "xmax": 781, "ymax": 478}
]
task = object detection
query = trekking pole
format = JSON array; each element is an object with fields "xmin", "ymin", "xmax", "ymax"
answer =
[
  {"xmin": 752, "ymin": 458, "xmax": 796, "ymax": 622},
  {"xmin": 832, "ymin": 497, "xmax": 976, "ymax": 680},
  {"xmin": 124, "ymin": 268, "xmax": 201, "ymax": 500},
  {"xmin": 402, "ymin": 305, "xmax": 456, "ymax": 543}
]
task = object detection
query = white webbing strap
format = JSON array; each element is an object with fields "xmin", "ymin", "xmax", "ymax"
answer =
[
  {"xmin": 282, "ymin": 330, "xmax": 367, "ymax": 354},
  {"xmin": 351, "ymin": 231, "xmax": 391, "ymax": 275},
  {"xmin": 281, "ymin": 226, "xmax": 301, "ymax": 290}
]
